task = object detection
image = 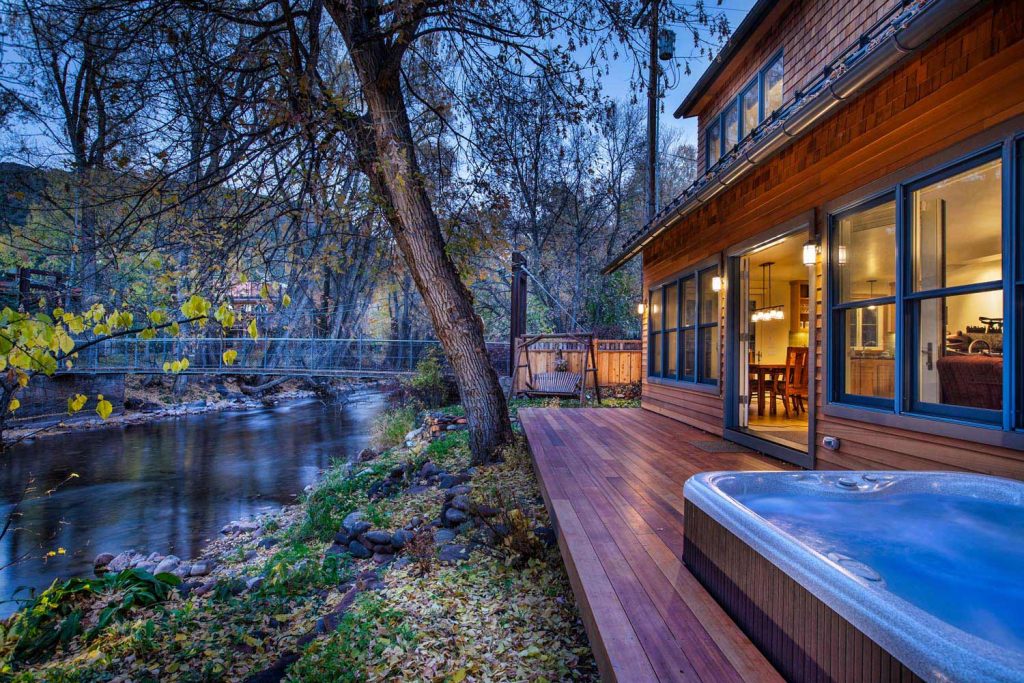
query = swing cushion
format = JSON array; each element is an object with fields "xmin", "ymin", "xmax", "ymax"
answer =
[{"xmin": 526, "ymin": 371, "xmax": 583, "ymax": 396}]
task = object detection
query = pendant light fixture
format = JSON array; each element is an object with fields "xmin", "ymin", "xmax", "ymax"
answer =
[{"xmin": 751, "ymin": 262, "xmax": 785, "ymax": 323}]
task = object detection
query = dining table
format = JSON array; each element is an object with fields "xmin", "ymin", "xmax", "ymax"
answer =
[{"xmin": 748, "ymin": 362, "xmax": 787, "ymax": 416}]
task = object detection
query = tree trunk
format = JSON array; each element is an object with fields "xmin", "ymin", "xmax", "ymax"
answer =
[{"xmin": 348, "ymin": 80, "xmax": 512, "ymax": 462}]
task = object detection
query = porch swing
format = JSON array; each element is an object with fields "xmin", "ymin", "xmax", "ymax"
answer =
[{"xmin": 510, "ymin": 333, "xmax": 602, "ymax": 405}]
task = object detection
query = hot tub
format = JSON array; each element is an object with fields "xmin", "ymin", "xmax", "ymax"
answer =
[{"xmin": 683, "ymin": 471, "xmax": 1024, "ymax": 683}]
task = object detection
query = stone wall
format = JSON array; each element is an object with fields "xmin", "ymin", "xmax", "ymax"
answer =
[{"xmin": 14, "ymin": 374, "xmax": 126, "ymax": 420}]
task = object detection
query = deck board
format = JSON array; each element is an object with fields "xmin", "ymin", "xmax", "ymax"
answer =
[{"xmin": 521, "ymin": 407, "xmax": 791, "ymax": 683}]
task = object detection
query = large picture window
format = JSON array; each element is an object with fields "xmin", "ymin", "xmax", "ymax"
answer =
[
  {"xmin": 649, "ymin": 266, "xmax": 719, "ymax": 385},
  {"xmin": 829, "ymin": 149, "xmax": 1007, "ymax": 425}
]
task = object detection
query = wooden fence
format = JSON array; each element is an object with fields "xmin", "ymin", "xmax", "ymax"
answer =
[{"xmin": 516, "ymin": 338, "xmax": 643, "ymax": 387}]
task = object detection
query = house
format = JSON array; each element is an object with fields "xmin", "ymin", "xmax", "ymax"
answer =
[{"xmin": 604, "ymin": 0, "xmax": 1024, "ymax": 474}]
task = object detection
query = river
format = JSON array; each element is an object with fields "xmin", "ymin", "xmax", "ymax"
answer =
[{"xmin": 0, "ymin": 390, "xmax": 384, "ymax": 616}]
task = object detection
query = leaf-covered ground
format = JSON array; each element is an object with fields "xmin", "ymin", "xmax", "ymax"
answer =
[{"xmin": 2, "ymin": 398, "xmax": 630, "ymax": 681}]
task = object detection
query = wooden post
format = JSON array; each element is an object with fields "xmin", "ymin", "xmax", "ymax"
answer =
[{"xmin": 509, "ymin": 253, "xmax": 527, "ymax": 376}]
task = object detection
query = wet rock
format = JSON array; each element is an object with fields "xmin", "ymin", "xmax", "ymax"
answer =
[
  {"xmin": 437, "ymin": 544, "xmax": 470, "ymax": 564},
  {"xmin": 433, "ymin": 529, "xmax": 457, "ymax": 544},
  {"xmin": 372, "ymin": 552, "xmax": 395, "ymax": 565},
  {"xmin": 93, "ymin": 552, "xmax": 114, "ymax": 571},
  {"xmin": 257, "ymin": 537, "xmax": 280, "ymax": 549},
  {"xmin": 189, "ymin": 561, "xmax": 214, "ymax": 577},
  {"xmin": 347, "ymin": 541, "xmax": 372, "ymax": 559},
  {"xmin": 419, "ymin": 461, "xmax": 440, "ymax": 478},
  {"xmin": 363, "ymin": 530, "xmax": 392, "ymax": 546},
  {"xmin": 341, "ymin": 511, "xmax": 365, "ymax": 534},
  {"xmin": 357, "ymin": 447, "xmax": 378, "ymax": 462},
  {"xmin": 154, "ymin": 556, "xmax": 181, "ymax": 575},
  {"xmin": 390, "ymin": 530, "xmax": 413, "ymax": 549},
  {"xmin": 443, "ymin": 508, "xmax": 468, "ymax": 526}
]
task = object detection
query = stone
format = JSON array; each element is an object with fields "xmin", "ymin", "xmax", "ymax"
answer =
[
  {"xmin": 243, "ymin": 549, "xmax": 259, "ymax": 561},
  {"xmin": 333, "ymin": 532, "xmax": 351, "ymax": 546},
  {"xmin": 136, "ymin": 561, "xmax": 157, "ymax": 574},
  {"xmin": 392, "ymin": 557, "xmax": 414, "ymax": 571},
  {"xmin": 433, "ymin": 529, "xmax": 457, "ymax": 544},
  {"xmin": 419, "ymin": 461, "xmax": 440, "ymax": 478},
  {"xmin": 404, "ymin": 427, "xmax": 423, "ymax": 443},
  {"xmin": 363, "ymin": 530, "xmax": 392, "ymax": 546},
  {"xmin": 474, "ymin": 505, "xmax": 500, "ymax": 519},
  {"xmin": 154, "ymin": 556, "xmax": 181, "ymax": 575},
  {"xmin": 357, "ymin": 447, "xmax": 378, "ymax": 462},
  {"xmin": 246, "ymin": 576, "xmax": 265, "ymax": 592},
  {"xmin": 390, "ymin": 530, "xmax": 413, "ymax": 549},
  {"xmin": 257, "ymin": 537, "xmax": 280, "ymax": 549},
  {"xmin": 189, "ymin": 561, "xmax": 213, "ymax": 577},
  {"xmin": 448, "ymin": 484, "xmax": 472, "ymax": 497},
  {"xmin": 341, "ymin": 511, "xmax": 366, "ymax": 534},
  {"xmin": 372, "ymin": 552, "xmax": 395, "ymax": 565},
  {"xmin": 437, "ymin": 544, "xmax": 470, "ymax": 564},
  {"xmin": 194, "ymin": 579, "xmax": 218, "ymax": 597},
  {"xmin": 389, "ymin": 464, "xmax": 406, "ymax": 480},
  {"xmin": 406, "ymin": 484, "xmax": 430, "ymax": 495},
  {"xmin": 347, "ymin": 541, "xmax": 372, "ymax": 559},
  {"xmin": 438, "ymin": 473, "xmax": 470, "ymax": 489},
  {"xmin": 348, "ymin": 520, "xmax": 371, "ymax": 537},
  {"xmin": 443, "ymin": 508, "xmax": 468, "ymax": 526},
  {"xmin": 534, "ymin": 526, "xmax": 557, "ymax": 547},
  {"xmin": 450, "ymin": 495, "xmax": 472, "ymax": 512},
  {"xmin": 93, "ymin": 552, "xmax": 115, "ymax": 571},
  {"xmin": 221, "ymin": 520, "xmax": 259, "ymax": 535}
]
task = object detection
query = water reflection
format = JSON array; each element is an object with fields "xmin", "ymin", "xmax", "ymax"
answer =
[{"xmin": 0, "ymin": 391, "xmax": 383, "ymax": 615}]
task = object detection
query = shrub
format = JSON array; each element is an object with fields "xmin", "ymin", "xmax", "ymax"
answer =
[
  {"xmin": 370, "ymin": 405, "xmax": 418, "ymax": 449},
  {"xmin": 403, "ymin": 348, "xmax": 455, "ymax": 408}
]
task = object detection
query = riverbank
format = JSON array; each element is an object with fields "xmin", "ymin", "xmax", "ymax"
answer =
[
  {"xmin": 3, "ymin": 375, "xmax": 374, "ymax": 449},
  {"xmin": 2, "ymin": 397, "xmax": 636, "ymax": 681}
]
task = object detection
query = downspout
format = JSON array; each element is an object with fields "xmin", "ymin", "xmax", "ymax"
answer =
[{"xmin": 604, "ymin": 0, "xmax": 984, "ymax": 275}]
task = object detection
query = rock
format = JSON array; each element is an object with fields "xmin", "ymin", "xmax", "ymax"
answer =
[
  {"xmin": 194, "ymin": 579, "xmax": 217, "ymax": 597},
  {"xmin": 333, "ymin": 532, "xmax": 351, "ymax": 546},
  {"xmin": 347, "ymin": 540, "xmax": 372, "ymax": 559},
  {"xmin": 154, "ymin": 556, "xmax": 181, "ymax": 575},
  {"xmin": 136, "ymin": 561, "xmax": 157, "ymax": 574},
  {"xmin": 390, "ymin": 530, "xmax": 413, "ymax": 549},
  {"xmin": 222, "ymin": 520, "xmax": 260, "ymax": 535},
  {"xmin": 433, "ymin": 529, "xmax": 457, "ymax": 544},
  {"xmin": 404, "ymin": 427, "xmax": 423, "ymax": 443},
  {"xmin": 406, "ymin": 484, "xmax": 430, "ymax": 495},
  {"xmin": 389, "ymin": 465, "xmax": 406, "ymax": 480},
  {"xmin": 139, "ymin": 401, "xmax": 163, "ymax": 413},
  {"xmin": 357, "ymin": 447, "xmax": 378, "ymax": 462},
  {"xmin": 244, "ymin": 549, "xmax": 259, "ymax": 561},
  {"xmin": 438, "ymin": 473, "xmax": 471, "ymax": 489},
  {"xmin": 474, "ymin": 505, "xmax": 500, "ymax": 519},
  {"xmin": 450, "ymin": 495, "xmax": 471, "ymax": 512},
  {"xmin": 392, "ymin": 557, "xmax": 414, "ymax": 571},
  {"xmin": 257, "ymin": 537, "xmax": 280, "ymax": 549},
  {"xmin": 93, "ymin": 552, "xmax": 115, "ymax": 571},
  {"xmin": 246, "ymin": 576, "xmax": 265, "ymax": 592},
  {"xmin": 372, "ymin": 552, "xmax": 395, "ymax": 565},
  {"xmin": 189, "ymin": 561, "xmax": 213, "ymax": 577},
  {"xmin": 419, "ymin": 461, "xmax": 440, "ymax": 478},
  {"xmin": 342, "ymin": 511, "xmax": 366, "ymax": 534},
  {"xmin": 363, "ymin": 530, "xmax": 392, "ymax": 546},
  {"xmin": 448, "ymin": 484, "xmax": 472, "ymax": 497},
  {"xmin": 437, "ymin": 544, "xmax": 470, "ymax": 564},
  {"xmin": 443, "ymin": 508, "xmax": 468, "ymax": 526},
  {"xmin": 348, "ymin": 520, "xmax": 371, "ymax": 537},
  {"xmin": 325, "ymin": 544, "xmax": 348, "ymax": 557},
  {"xmin": 123, "ymin": 396, "xmax": 145, "ymax": 410}
]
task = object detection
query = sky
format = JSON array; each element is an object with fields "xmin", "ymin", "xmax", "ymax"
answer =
[{"xmin": 601, "ymin": 0, "xmax": 758, "ymax": 146}]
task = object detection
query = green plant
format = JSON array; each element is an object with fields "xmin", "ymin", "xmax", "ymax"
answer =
[
  {"xmin": 403, "ymin": 348, "xmax": 450, "ymax": 408},
  {"xmin": 370, "ymin": 405, "xmax": 418, "ymax": 449},
  {"xmin": 259, "ymin": 545, "xmax": 350, "ymax": 596},
  {"xmin": 1, "ymin": 568, "xmax": 181, "ymax": 665}
]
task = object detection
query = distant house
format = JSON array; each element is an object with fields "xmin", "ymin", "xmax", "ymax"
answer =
[{"xmin": 605, "ymin": 0, "xmax": 1024, "ymax": 475}]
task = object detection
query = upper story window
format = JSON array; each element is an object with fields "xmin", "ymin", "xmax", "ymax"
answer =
[
  {"xmin": 705, "ymin": 51, "xmax": 785, "ymax": 171},
  {"xmin": 829, "ymin": 147, "xmax": 1007, "ymax": 426}
]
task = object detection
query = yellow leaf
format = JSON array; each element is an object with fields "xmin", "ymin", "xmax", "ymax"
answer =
[
  {"xmin": 449, "ymin": 669, "xmax": 467, "ymax": 682},
  {"xmin": 247, "ymin": 319, "xmax": 259, "ymax": 340},
  {"xmin": 68, "ymin": 394, "xmax": 87, "ymax": 413},
  {"xmin": 162, "ymin": 361, "xmax": 171, "ymax": 373},
  {"xmin": 222, "ymin": 349, "xmax": 238, "ymax": 366},
  {"xmin": 96, "ymin": 399, "xmax": 113, "ymax": 420},
  {"xmin": 7, "ymin": 398, "xmax": 20, "ymax": 413},
  {"xmin": 259, "ymin": 283, "xmax": 270, "ymax": 299},
  {"xmin": 174, "ymin": 633, "xmax": 187, "ymax": 642},
  {"xmin": 282, "ymin": 293, "xmax": 292, "ymax": 308}
]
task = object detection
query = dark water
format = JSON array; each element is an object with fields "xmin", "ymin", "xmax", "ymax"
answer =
[{"xmin": 0, "ymin": 391, "xmax": 384, "ymax": 616}]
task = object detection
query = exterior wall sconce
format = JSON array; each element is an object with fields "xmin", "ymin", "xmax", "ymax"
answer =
[
  {"xmin": 711, "ymin": 275, "xmax": 723, "ymax": 292},
  {"xmin": 637, "ymin": 301, "xmax": 646, "ymax": 316},
  {"xmin": 802, "ymin": 240, "xmax": 819, "ymax": 267}
]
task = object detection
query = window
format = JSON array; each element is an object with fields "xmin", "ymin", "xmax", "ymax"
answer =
[
  {"xmin": 829, "ymin": 150, "xmax": 1006, "ymax": 424},
  {"xmin": 740, "ymin": 80, "xmax": 759, "ymax": 138},
  {"xmin": 648, "ymin": 266, "xmax": 719, "ymax": 385},
  {"xmin": 704, "ymin": 52, "xmax": 784, "ymax": 170},
  {"xmin": 762, "ymin": 54, "xmax": 784, "ymax": 116},
  {"xmin": 707, "ymin": 121, "xmax": 722, "ymax": 169},
  {"xmin": 723, "ymin": 101, "xmax": 739, "ymax": 153}
]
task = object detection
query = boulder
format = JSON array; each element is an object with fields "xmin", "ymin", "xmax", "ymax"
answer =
[
  {"xmin": 154, "ymin": 556, "xmax": 181, "ymax": 575},
  {"xmin": 342, "ymin": 511, "xmax": 366, "ymax": 534},
  {"xmin": 189, "ymin": 561, "xmax": 214, "ymax": 577},
  {"xmin": 333, "ymin": 532, "xmax": 351, "ymax": 546},
  {"xmin": 443, "ymin": 508, "xmax": 468, "ymax": 526},
  {"xmin": 357, "ymin": 448, "xmax": 378, "ymax": 462},
  {"xmin": 349, "ymin": 520, "xmax": 371, "ymax": 537},
  {"xmin": 437, "ymin": 544, "xmax": 470, "ymax": 564},
  {"xmin": 363, "ymin": 530, "xmax": 392, "ymax": 546},
  {"xmin": 93, "ymin": 552, "xmax": 115, "ymax": 571},
  {"xmin": 390, "ymin": 530, "xmax": 413, "ymax": 549},
  {"xmin": 474, "ymin": 505, "xmax": 500, "ymax": 519},
  {"xmin": 347, "ymin": 540, "xmax": 372, "ymax": 559},
  {"xmin": 433, "ymin": 529, "xmax": 457, "ymax": 544}
]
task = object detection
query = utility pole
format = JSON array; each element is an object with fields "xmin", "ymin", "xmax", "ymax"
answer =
[
  {"xmin": 646, "ymin": 0, "xmax": 660, "ymax": 223},
  {"xmin": 509, "ymin": 253, "xmax": 527, "ymax": 375}
]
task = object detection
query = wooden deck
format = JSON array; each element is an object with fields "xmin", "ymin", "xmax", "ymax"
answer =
[{"xmin": 521, "ymin": 407, "xmax": 792, "ymax": 683}]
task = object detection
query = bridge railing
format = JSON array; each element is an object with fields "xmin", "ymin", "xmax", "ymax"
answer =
[{"xmin": 64, "ymin": 338, "xmax": 511, "ymax": 377}]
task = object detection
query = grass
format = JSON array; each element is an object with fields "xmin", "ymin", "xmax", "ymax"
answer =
[{"xmin": 371, "ymin": 405, "xmax": 419, "ymax": 449}]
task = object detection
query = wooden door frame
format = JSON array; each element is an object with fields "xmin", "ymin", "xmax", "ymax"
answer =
[{"xmin": 723, "ymin": 212, "xmax": 816, "ymax": 469}]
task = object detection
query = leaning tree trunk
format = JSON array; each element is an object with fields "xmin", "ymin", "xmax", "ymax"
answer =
[{"xmin": 344, "ymin": 72, "xmax": 512, "ymax": 464}]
